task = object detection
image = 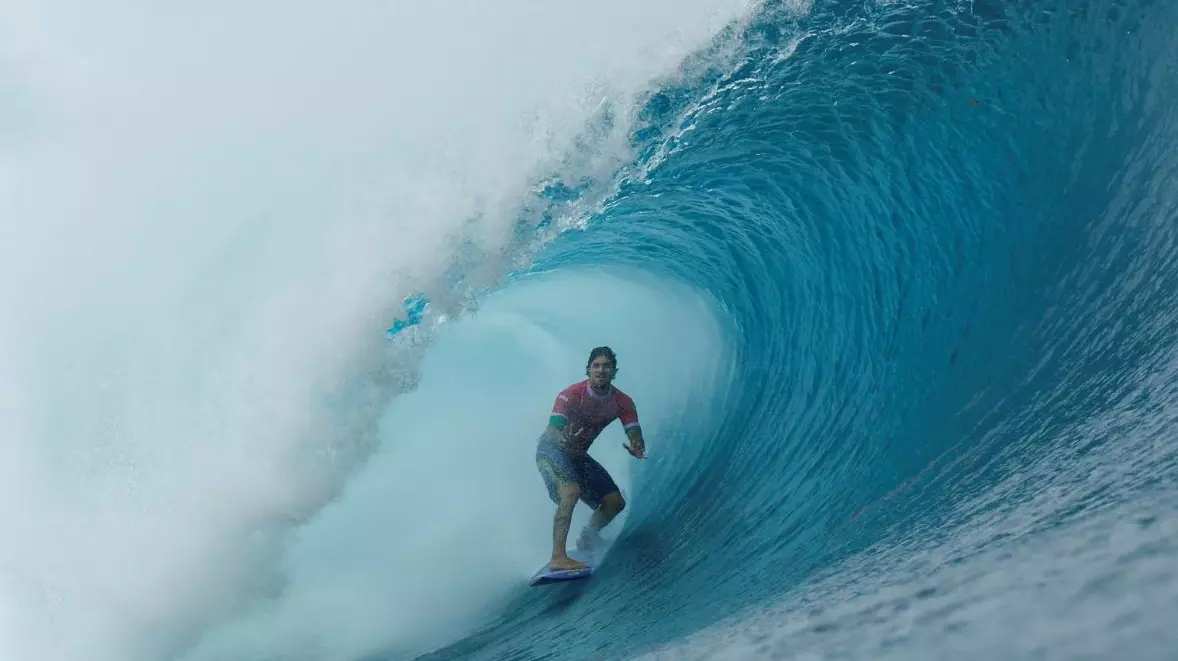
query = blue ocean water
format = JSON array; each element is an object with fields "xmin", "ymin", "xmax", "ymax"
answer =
[
  {"xmin": 382, "ymin": 1, "xmax": 1178, "ymax": 659},
  {"xmin": 8, "ymin": 0, "xmax": 1177, "ymax": 659}
]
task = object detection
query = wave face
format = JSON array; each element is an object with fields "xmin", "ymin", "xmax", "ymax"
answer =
[
  {"xmin": 396, "ymin": 0, "xmax": 1178, "ymax": 659},
  {"xmin": 5, "ymin": 0, "xmax": 1178, "ymax": 660}
]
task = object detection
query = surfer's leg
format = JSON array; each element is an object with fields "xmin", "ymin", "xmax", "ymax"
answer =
[
  {"xmin": 536, "ymin": 439, "xmax": 588, "ymax": 570},
  {"xmin": 550, "ymin": 482, "xmax": 588, "ymax": 570},
  {"xmin": 590, "ymin": 491, "xmax": 625, "ymax": 531},
  {"xmin": 576, "ymin": 456, "xmax": 624, "ymax": 549},
  {"xmin": 579, "ymin": 491, "xmax": 624, "ymax": 550}
]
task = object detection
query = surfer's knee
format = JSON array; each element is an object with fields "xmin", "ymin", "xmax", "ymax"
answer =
[
  {"xmin": 557, "ymin": 483, "xmax": 580, "ymax": 504},
  {"xmin": 602, "ymin": 491, "xmax": 625, "ymax": 513}
]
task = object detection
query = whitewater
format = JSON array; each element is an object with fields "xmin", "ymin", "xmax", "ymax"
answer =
[{"xmin": 2, "ymin": 0, "xmax": 1177, "ymax": 660}]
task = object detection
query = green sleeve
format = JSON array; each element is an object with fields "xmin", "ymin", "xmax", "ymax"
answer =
[{"xmin": 549, "ymin": 415, "xmax": 567, "ymax": 429}]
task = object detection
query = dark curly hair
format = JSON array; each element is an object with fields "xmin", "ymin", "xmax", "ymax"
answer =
[{"xmin": 585, "ymin": 346, "xmax": 618, "ymax": 370}]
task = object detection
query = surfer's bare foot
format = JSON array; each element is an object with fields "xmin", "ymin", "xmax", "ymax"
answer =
[{"xmin": 549, "ymin": 555, "xmax": 587, "ymax": 571}]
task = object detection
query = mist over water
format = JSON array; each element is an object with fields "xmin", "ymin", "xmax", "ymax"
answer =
[
  {"xmin": 0, "ymin": 2, "xmax": 756, "ymax": 660},
  {"xmin": 181, "ymin": 267, "xmax": 732, "ymax": 661}
]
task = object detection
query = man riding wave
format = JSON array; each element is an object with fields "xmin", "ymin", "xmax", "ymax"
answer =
[{"xmin": 535, "ymin": 346, "xmax": 647, "ymax": 571}]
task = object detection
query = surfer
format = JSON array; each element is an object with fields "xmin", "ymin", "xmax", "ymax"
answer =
[{"xmin": 535, "ymin": 346, "xmax": 647, "ymax": 571}]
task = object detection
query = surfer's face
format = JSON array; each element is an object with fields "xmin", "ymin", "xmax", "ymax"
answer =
[{"xmin": 587, "ymin": 356, "xmax": 616, "ymax": 389}]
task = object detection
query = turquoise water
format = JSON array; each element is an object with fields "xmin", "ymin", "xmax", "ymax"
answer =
[
  {"xmin": 4, "ymin": 1, "xmax": 1177, "ymax": 660},
  {"xmin": 396, "ymin": 1, "xmax": 1178, "ymax": 659}
]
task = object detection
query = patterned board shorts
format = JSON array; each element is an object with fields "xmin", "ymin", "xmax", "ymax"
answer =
[{"xmin": 535, "ymin": 437, "xmax": 620, "ymax": 510}]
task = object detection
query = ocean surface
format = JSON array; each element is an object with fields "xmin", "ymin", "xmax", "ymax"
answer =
[{"xmin": 3, "ymin": 1, "xmax": 1177, "ymax": 660}]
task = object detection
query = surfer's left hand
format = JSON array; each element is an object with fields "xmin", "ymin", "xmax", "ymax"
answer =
[{"xmin": 624, "ymin": 442, "xmax": 646, "ymax": 459}]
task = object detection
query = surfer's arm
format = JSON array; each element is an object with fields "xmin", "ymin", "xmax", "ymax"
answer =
[
  {"xmin": 544, "ymin": 390, "xmax": 570, "ymax": 440},
  {"xmin": 544, "ymin": 419, "xmax": 566, "ymax": 441},
  {"xmin": 619, "ymin": 393, "xmax": 646, "ymax": 458},
  {"xmin": 625, "ymin": 425, "xmax": 644, "ymax": 443},
  {"xmin": 623, "ymin": 425, "xmax": 646, "ymax": 458},
  {"xmin": 549, "ymin": 418, "xmax": 592, "ymax": 445}
]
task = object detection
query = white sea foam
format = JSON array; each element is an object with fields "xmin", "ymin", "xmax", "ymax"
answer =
[{"xmin": 0, "ymin": 2, "xmax": 758, "ymax": 660}]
